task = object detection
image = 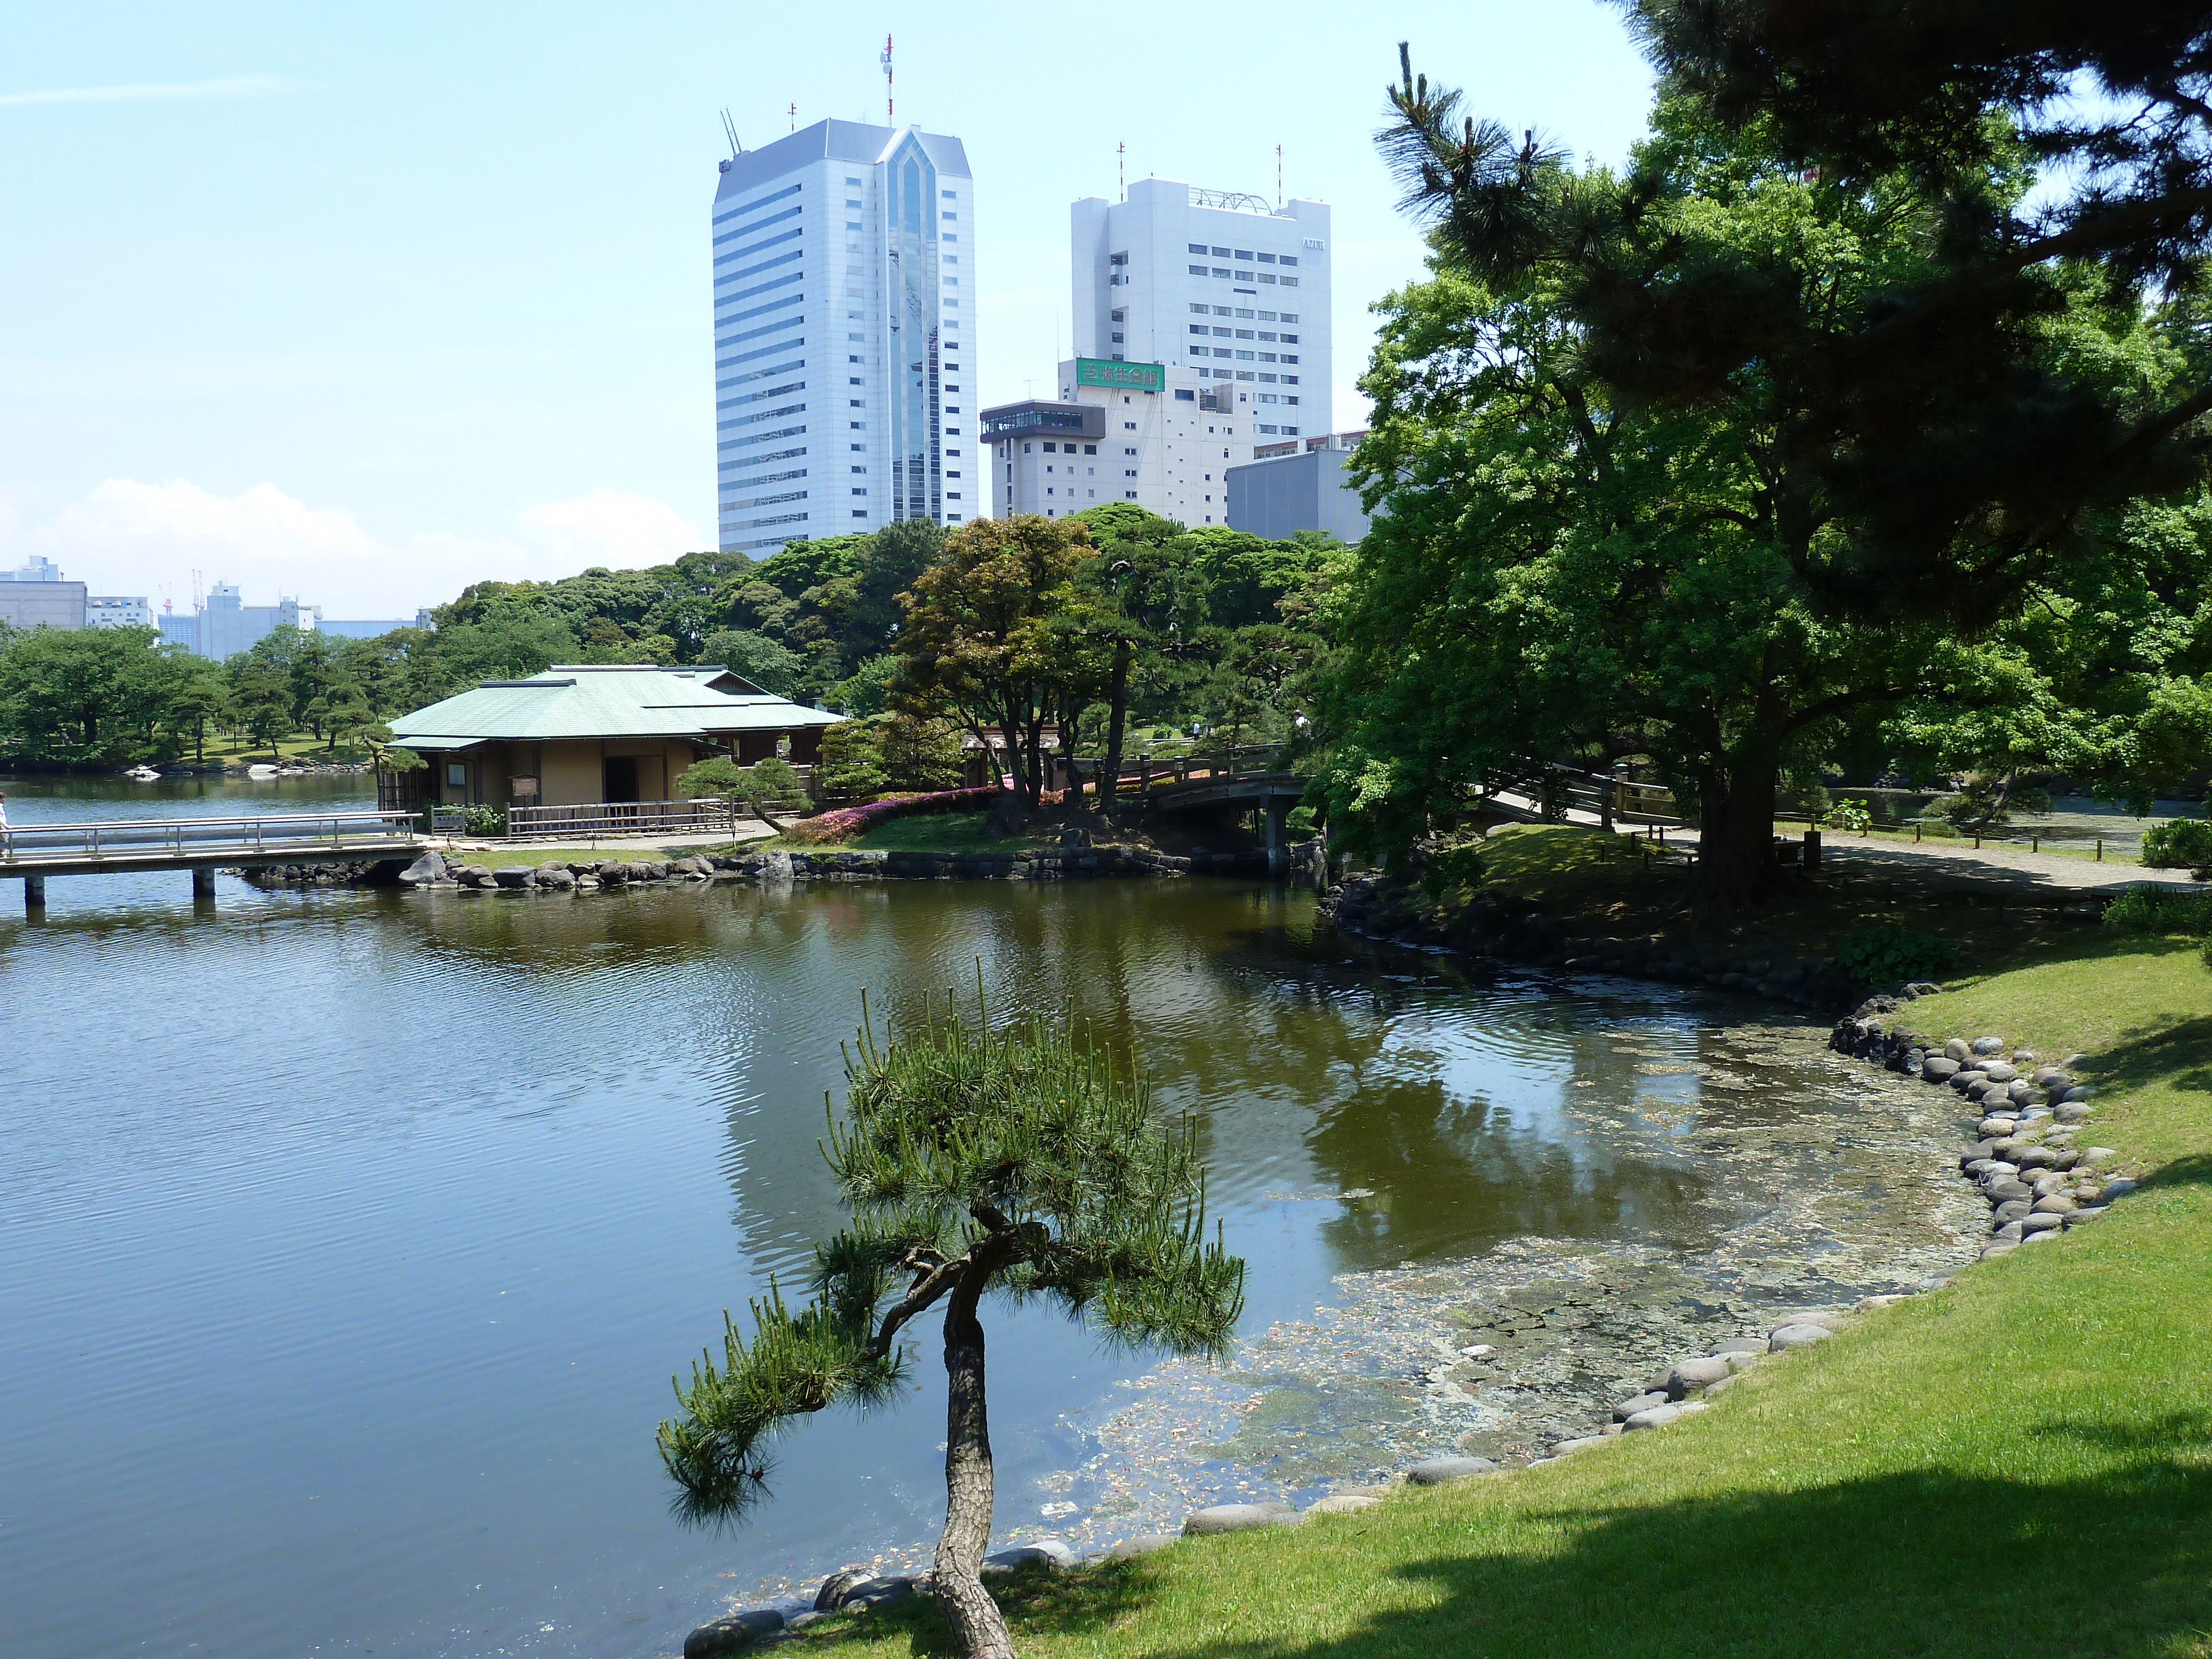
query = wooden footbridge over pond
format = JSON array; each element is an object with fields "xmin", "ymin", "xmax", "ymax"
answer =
[{"xmin": 3, "ymin": 811, "xmax": 421, "ymax": 910}]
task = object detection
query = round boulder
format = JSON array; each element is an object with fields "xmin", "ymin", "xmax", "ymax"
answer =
[
  {"xmin": 1623, "ymin": 1402, "xmax": 1685, "ymax": 1431},
  {"xmin": 1183, "ymin": 1502, "xmax": 1301, "ymax": 1535},
  {"xmin": 1103, "ymin": 1532, "xmax": 1178, "ymax": 1562},
  {"xmin": 686, "ymin": 1609, "xmax": 785, "ymax": 1658},
  {"xmin": 1769, "ymin": 1323, "xmax": 1833, "ymax": 1352},
  {"xmin": 1305, "ymin": 1494, "xmax": 1381, "ymax": 1515},
  {"xmin": 1666, "ymin": 1356, "xmax": 1734, "ymax": 1397},
  {"xmin": 1971, "ymin": 1035, "xmax": 2007, "ymax": 1056},
  {"xmin": 1407, "ymin": 1455, "xmax": 1499, "ymax": 1485},
  {"xmin": 2021, "ymin": 1212, "xmax": 2063, "ymax": 1233},
  {"xmin": 1980, "ymin": 1061, "xmax": 2018, "ymax": 1083},
  {"xmin": 1613, "ymin": 1390, "xmax": 1669, "ymax": 1422},
  {"xmin": 1922, "ymin": 1056, "xmax": 1961, "ymax": 1083},
  {"xmin": 1942, "ymin": 1038, "xmax": 1972, "ymax": 1062}
]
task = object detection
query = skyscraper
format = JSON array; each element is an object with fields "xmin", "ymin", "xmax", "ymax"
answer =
[
  {"xmin": 1071, "ymin": 177, "xmax": 1330, "ymax": 442},
  {"xmin": 712, "ymin": 119, "xmax": 977, "ymax": 554}
]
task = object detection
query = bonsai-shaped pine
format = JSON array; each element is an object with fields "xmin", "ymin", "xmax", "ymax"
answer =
[
  {"xmin": 674, "ymin": 754, "xmax": 806, "ymax": 833},
  {"xmin": 657, "ymin": 989, "xmax": 1245, "ymax": 1659}
]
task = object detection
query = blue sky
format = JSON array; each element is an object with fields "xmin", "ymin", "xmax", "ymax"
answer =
[{"xmin": 0, "ymin": 3, "xmax": 1653, "ymax": 616}]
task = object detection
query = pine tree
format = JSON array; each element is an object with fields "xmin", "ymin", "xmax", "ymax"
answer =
[{"xmin": 657, "ymin": 991, "xmax": 1245, "ymax": 1659}]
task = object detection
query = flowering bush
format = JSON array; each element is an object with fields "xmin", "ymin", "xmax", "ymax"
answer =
[{"xmin": 779, "ymin": 785, "xmax": 1005, "ymax": 845}]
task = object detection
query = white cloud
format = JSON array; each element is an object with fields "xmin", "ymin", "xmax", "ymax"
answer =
[
  {"xmin": 9, "ymin": 478, "xmax": 704, "ymax": 620},
  {"xmin": 0, "ymin": 75, "xmax": 311, "ymax": 108}
]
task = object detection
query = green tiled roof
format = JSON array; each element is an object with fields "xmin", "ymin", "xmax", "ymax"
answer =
[{"xmin": 389, "ymin": 665, "xmax": 842, "ymax": 744}]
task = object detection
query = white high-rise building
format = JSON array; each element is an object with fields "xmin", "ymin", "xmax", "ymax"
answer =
[
  {"xmin": 711, "ymin": 118, "xmax": 978, "ymax": 555},
  {"xmin": 1071, "ymin": 177, "xmax": 1329, "ymax": 444}
]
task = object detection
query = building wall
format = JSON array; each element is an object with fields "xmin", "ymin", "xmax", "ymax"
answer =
[
  {"xmin": 1071, "ymin": 178, "xmax": 1329, "ymax": 443},
  {"xmin": 86, "ymin": 597, "xmax": 152, "ymax": 629},
  {"xmin": 540, "ymin": 740, "xmax": 604, "ymax": 807},
  {"xmin": 0, "ymin": 581, "xmax": 88, "ymax": 630},
  {"xmin": 712, "ymin": 119, "xmax": 978, "ymax": 555},
  {"xmin": 990, "ymin": 361, "xmax": 1251, "ymax": 527},
  {"xmin": 1226, "ymin": 443, "xmax": 1373, "ymax": 543}
]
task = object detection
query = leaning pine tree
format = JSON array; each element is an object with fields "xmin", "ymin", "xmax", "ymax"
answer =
[{"xmin": 656, "ymin": 991, "xmax": 1246, "ymax": 1659}]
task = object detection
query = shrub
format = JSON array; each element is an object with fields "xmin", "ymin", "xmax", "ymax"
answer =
[
  {"xmin": 779, "ymin": 785, "xmax": 1006, "ymax": 846},
  {"xmin": 2140, "ymin": 816, "xmax": 2212, "ymax": 880},
  {"xmin": 1834, "ymin": 924, "xmax": 1955, "ymax": 987},
  {"xmin": 463, "ymin": 804, "xmax": 506, "ymax": 837},
  {"xmin": 817, "ymin": 719, "xmax": 890, "ymax": 800},
  {"xmin": 1823, "ymin": 797, "xmax": 1874, "ymax": 833},
  {"xmin": 2105, "ymin": 884, "xmax": 2212, "ymax": 933}
]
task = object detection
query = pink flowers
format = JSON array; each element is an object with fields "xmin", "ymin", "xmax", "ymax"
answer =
[{"xmin": 782, "ymin": 785, "xmax": 1004, "ymax": 844}]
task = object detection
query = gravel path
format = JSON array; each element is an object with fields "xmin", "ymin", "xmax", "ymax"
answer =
[{"xmin": 1812, "ymin": 834, "xmax": 2190, "ymax": 898}]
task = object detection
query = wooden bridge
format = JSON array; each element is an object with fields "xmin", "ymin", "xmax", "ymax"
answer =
[{"xmin": 2, "ymin": 811, "xmax": 421, "ymax": 909}]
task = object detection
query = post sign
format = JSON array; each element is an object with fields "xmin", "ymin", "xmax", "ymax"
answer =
[
  {"xmin": 510, "ymin": 776, "xmax": 539, "ymax": 798},
  {"xmin": 1074, "ymin": 357, "xmax": 1165, "ymax": 393}
]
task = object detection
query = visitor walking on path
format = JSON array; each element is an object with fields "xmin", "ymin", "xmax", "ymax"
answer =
[{"xmin": 1, "ymin": 790, "xmax": 9, "ymax": 858}]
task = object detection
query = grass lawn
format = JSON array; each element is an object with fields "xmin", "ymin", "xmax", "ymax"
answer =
[
  {"xmin": 774, "ymin": 811, "xmax": 1059, "ymax": 855},
  {"xmin": 1773, "ymin": 815, "xmax": 2146, "ymax": 866},
  {"xmin": 767, "ymin": 870, "xmax": 2212, "ymax": 1659}
]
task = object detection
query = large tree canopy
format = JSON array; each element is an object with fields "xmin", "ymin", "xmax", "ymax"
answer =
[{"xmin": 1320, "ymin": 44, "xmax": 2212, "ymax": 914}]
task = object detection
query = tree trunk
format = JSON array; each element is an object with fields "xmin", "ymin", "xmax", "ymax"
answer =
[
  {"xmin": 1102, "ymin": 646, "xmax": 1131, "ymax": 818},
  {"xmin": 1691, "ymin": 757, "xmax": 1779, "ymax": 924},
  {"xmin": 933, "ymin": 1264, "xmax": 1014, "ymax": 1659}
]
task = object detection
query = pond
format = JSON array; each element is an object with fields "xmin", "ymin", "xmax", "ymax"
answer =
[{"xmin": 0, "ymin": 783, "xmax": 1980, "ymax": 1659}]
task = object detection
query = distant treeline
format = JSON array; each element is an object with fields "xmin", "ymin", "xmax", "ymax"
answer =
[{"xmin": 0, "ymin": 509, "xmax": 1340, "ymax": 769}]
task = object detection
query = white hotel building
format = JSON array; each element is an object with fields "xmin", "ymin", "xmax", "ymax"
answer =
[
  {"xmin": 711, "ymin": 119, "xmax": 978, "ymax": 554},
  {"xmin": 1073, "ymin": 177, "xmax": 1329, "ymax": 441},
  {"xmin": 985, "ymin": 178, "xmax": 1329, "ymax": 528}
]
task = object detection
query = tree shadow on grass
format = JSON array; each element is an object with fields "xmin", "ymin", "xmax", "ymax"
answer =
[{"xmin": 785, "ymin": 1450, "xmax": 2212, "ymax": 1659}]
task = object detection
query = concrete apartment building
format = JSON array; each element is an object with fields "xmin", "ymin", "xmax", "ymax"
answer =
[
  {"xmin": 0, "ymin": 557, "xmax": 88, "ymax": 630},
  {"xmin": 155, "ymin": 583, "xmax": 314, "ymax": 659},
  {"xmin": 1227, "ymin": 431, "xmax": 1374, "ymax": 543},
  {"xmin": 985, "ymin": 357, "xmax": 1251, "ymax": 525},
  {"xmin": 711, "ymin": 118, "xmax": 978, "ymax": 554},
  {"xmin": 87, "ymin": 596, "xmax": 154, "ymax": 628}
]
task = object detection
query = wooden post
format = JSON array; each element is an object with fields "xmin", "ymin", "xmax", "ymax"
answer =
[
  {"xmin": 1139, "ymin": 753, "xmax": 1151, "ymax": 795},
  {"xmin": 2096, "ymin": 838, "xmax": 2103, "ymax": 861},
  {"xmin": 23, "ymin": 874, "xmax": 45, "ymax": 910},
  {"xmin": 192, "ymin": 867, "xmax": 216, "ymax": 900}
]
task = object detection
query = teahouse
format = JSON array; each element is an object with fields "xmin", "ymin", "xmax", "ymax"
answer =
[{"xmin": 385, "ymin": 664, "xmax": 839, "ymax": 812}]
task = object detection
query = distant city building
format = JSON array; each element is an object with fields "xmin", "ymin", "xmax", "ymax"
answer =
[
  {"xmin": 0, "ymin": 555, "xmax": 66, "ymax": 583},
  {"xmin": 157, "ymin": 582, "xmax": 312, "ymax": 659},
  {"xmin": 317, "ymin": 619, "xmax": 416, "ymax": 641},
  {"xmin": 1071, "ymin": 177, "xmax": 1330, "ymax": 444},
  {"xmin": 0, "ymin": 556, "xmax": 88, "ymax": 630},
  {"xmin": 711, "ymin": 117, "xmax": 977, "ymax": 554},
  {"xmin": 985, "ymin": 358, "xmax": 1251, "ymax": 526},
  {"xmin": 86, "ymin": 596, "xmax": 154, "ymax": 629},
  {"xmin": 1227, "ymin": 431, "xmax": 1373, "ymax": 544}
]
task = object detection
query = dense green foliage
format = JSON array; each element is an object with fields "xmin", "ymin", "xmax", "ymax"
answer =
[
  {"xmin": 2140, "ymin": 815, "xmax": 2212, "ymax": 879},
  {"xmin": 1312, "ymin": 35, "xmax": 2212, "ymax": 914}
]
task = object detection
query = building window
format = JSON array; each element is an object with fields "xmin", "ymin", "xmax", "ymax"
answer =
[
  {"xmin": 1259, "ymin": 353, "xmax": 1277, "ymax": 364},
  {"xmin": 1281, "ymin": 255, "xmax": 1299, "ymax": 267},
  {"xmin": 1258, "ymin": 273, "xmax": 1277, "ymax": 284},
  {"xmin": 1174, "ymin": 388, "xmax": 1195, "ymax": 401},
  {"xmin": 1124, "ymin": 421, "xmax": 1136, "ymax": 430},
  {"xmin": 1188, "ymin": 264, "xmax": 1208, "ymax": 276},
  {"xmin": 1281, "ymin": 276, "xmax": 1299, "ymax": 286},
  {"xmin": 1235, "ymin": 328, "xmax": 1254, "ymax": 338},
  {"xmin": 1259, "ymin": 373, "xmax": 1277, "ymax": 384},
  {"xmin": 1282, "ymin": 354, "xmax": 1299, "ymax": 364},
  {"xmin": 1083, "ymin": 444, "xmax": 1097, "ymax": 453},
  {"xmin": 943, "ymin": 189, "xmax": 958, "ymax": 199},
  {"xmin": 1258, "ymin": 424, "xmax": 1279, "ymax": 434},
  {"xmin": 853, "ymin": 509, "xmax": 869, "ymax": 517},
  {"xmin": 1124, "ymin": 446, "xmax": 1136, "ymax": 453},
  {"xmin": 1286, "ymin": 396, "xmax": 1300, "ymax": 405},
  {"xmin": 847, "ymin": 221, "xmax": 863, "ymax": 231},
  {"xmin": 1210, "ymin": 246, "xmax": 1229, "ymax": 257},
  {"xmin": 942, "ymin": 211, "xmax": 957, "ymax": 221},
  {"xmin": 446, "ymin": 762, "xmax": 468, "ymax": 788},
  {"xmin": 1188, "ymin": 302, "xmax": 1209, "ymax": 314},
  {"xmin": 1281, "ymin": 316, "xmax": 1299, "ymax": 326},
  {"xmin": 1109, "ymin": 251, "xmax": 1127, "ymax": 265},
  {"xmin": 1283, "ymin": 375, "xmax": 1298, "ymax": 385},
  {"xmin": 1235, "ymin": 269, "xmax": 1254, "ymax": 280},
  {"xmin": 1212, "ymin": 267, "xmax": 1230, "ymax": 279},
  {"xmin": 1112, "ymin": 332, "xmax": 1124, "ymax": 343},
  {"xmin": 1235, "ymin": 350, "xmax": 1255, "ymax": 361},
  {"xmin": 1187, "ymin": 242, "xmax": 1207, "ymax": 254},
  {"xmin": 1213, "ymin": 327, "xmax": 1230, "ymax": 337},
  {"xmin": 1125, "ymin": 490, "xmax": 1138, "ymax": 498}
]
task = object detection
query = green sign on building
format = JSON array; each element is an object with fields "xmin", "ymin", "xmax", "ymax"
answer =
[{"xmin": 1074, "ymin": 357, "xmax": 1166, "ymax": 393}]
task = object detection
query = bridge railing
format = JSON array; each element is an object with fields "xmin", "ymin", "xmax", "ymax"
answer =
[
  {"xmin": 1482, "ymin": 763, "xmax": 1681, "ymax": 827},
  {"xmin": 1057, "ymin": 746, "xmax": 1296, "ymax": 800},
  {"xmin": 0, "ymin": 810, "xmax": 419, "ymax": 864}
]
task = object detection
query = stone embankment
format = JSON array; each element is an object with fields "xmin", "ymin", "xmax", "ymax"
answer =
[
  {"xmin": 373, "ymin": 842, "xmax": 1280, "ymax": 892},
  {"xmin": 1828, "ymin": 1013, "xmax": 2132, "ymax": 1259},
  {"xmin": 680, "ymin": 1297, "xmax": 1938, "ymax": 1658}
]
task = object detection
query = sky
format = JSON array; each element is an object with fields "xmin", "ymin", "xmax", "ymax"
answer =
[{"xmin": 0, "ymin": 3, "xmax": 1655, "ymax": 618}]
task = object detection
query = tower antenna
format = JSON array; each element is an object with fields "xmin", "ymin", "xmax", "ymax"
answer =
[
  {"xmin": 880, "ymin": 35, "xmax": 894, "ymax": 126},
  {"xmin": 789, "ymin": 102, "xmax": 797, "ymax": 133},
  {"xmin": 1276, "ymin": 144, "xmax": 1283, "ymax": 208},
  {"xmin": 1117, "ymin": 140, "xmax": 1125, "ymax": 201},
  {"xmin": 720, "ymin": 108, "xmax": 742, "ymax": 160}
]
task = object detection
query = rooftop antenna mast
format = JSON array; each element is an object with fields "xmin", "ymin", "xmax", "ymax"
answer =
[
  {"xmin": 880, "ymin": 35, "xmax": 894, "ymax": 126},
  {"xmin": 1276, "ymin": 144, "xmax": 1283, "ymax": 208},
  {"xmin": 720, "ymin": 108, "xmax": 742, "ymax": 160},
  {"xmin": 789, "ymin": 102, "xmax": 797, "ymax": 133},
  {"xmin": 1117, "ymin": 141, "xmax": 1125, "ymax": 201}
]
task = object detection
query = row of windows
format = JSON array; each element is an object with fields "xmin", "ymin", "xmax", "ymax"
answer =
[
  {"xmin": 723, "ymin": 511, "xmax": 807, "ymax": 531},
  {"xmin": 713, "ymin": 225, "xmax": 800, "ymax": 270},
  {"xmin": 717, "ymin": 401, "xmax": 806, "ymax": 440},
  {"xmin": 723, "ymin": 422, "xmax": 807, "ymax": 450},
  {"xmin": 1188, "ymin": 304, "xmax": 1300, "ymax": 326},
  {"xmin": 1186, "ymin": 243, "xmax": 1298, "ymax": 265},
  {"xmin": 717, "ymin": 358, "xmax": 805, "ymax": 399},
  {"xmin": 714, "ymin": 244, "xmax": 801, "ymax": 289},
  {"xmin": 714, "ymin": 336, "xmax": 805, "ymax": 383},
  {"xmin": 712, "ymin": 182, "xmax": 801, "ymax": 233},
  {"xmin": 722, "ymin": 446, "xmax": 806, "ymax": 473},
  {"xmin": 1190, "ymin": 346, "xmax": 1300, "ymax": 369},
  {"xmin": 1032, "ymin": 442, "xmax": 1099, "ymax": 454},
  {"xmin": 1255, "ymin": 424, "xmax": 1303, "ymax": 436},
  {"xmin": 1186, "ymin": 318, "xmax": 1300, "ymax": 342},
  {"xmin": 715, "ymin": 268, "xmax": 803, "ymax": 311},
  {"xmin": 718, "ymin": 378, "xmax": 805, "ymax": 412},
  {"xmin": 715, "ymin": 311, "xmax": 804, "ymax": 358},
  {"xmin": 1188, "ymin": 265, "xmax": 1300, "ymax": 285},
  {"xmin": 723, "ymin": 488, "xmax": 808, "ymax": 512},
  {"xmin": 716, "ymin": 290, "xmax": 805, "ymax": 330}
]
